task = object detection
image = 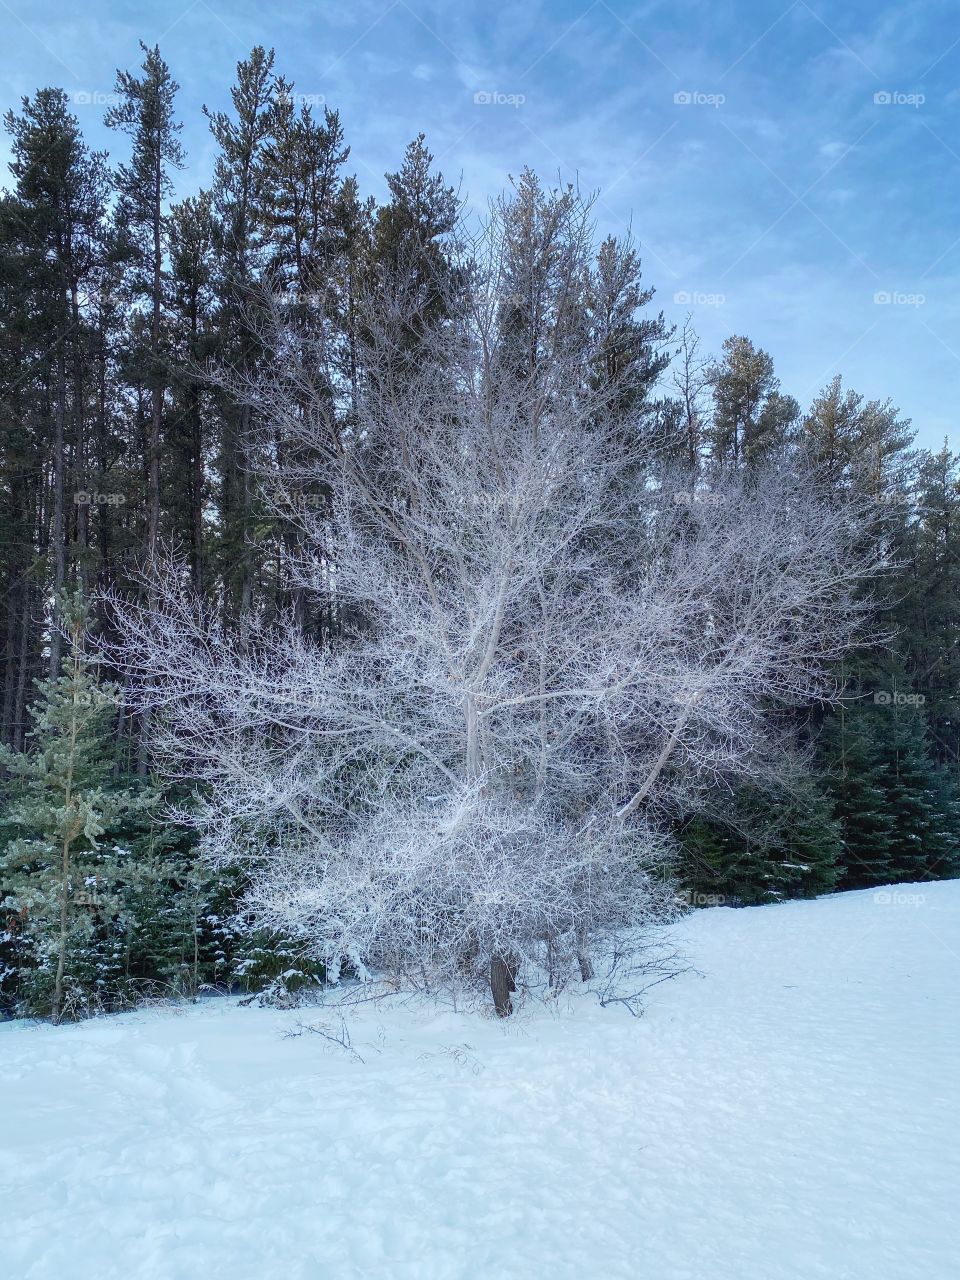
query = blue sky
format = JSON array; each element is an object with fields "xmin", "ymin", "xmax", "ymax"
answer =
[{"xmin": 2, "ymin": 0, "xmax": 958, "ymax": 451}]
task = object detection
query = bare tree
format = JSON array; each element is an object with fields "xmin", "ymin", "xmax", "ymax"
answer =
[
  {"xmin": 107, "ymin": 183, "xmax": 883, "ymax": 1014},
  {"xmin": 671, "ymin": 315, "xmax": 712, "ymax": 472}
]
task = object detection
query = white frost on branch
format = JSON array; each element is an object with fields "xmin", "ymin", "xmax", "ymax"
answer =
[{"xmin": 107, "ymin": 181, "xmax": 883, "ymax": 1008}]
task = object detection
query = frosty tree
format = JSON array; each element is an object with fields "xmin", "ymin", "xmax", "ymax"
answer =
[{"xmin": 109, "ymin": 176, "xmax": 882, "ymax": 1014}]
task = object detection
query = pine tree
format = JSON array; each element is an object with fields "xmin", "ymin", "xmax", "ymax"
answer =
[
  {"xmin": 800, "ymin": 375, "xmax": 862, "ymax": 489},
  {"xmin": 168, "ymin": 191, "xmax": 216, "ymax": 595},
  {"xmin": 204, "ymin": 46, "xmax": 278, "ymax": 617},
  {"xmin": 678, "ymin": 772, "xmax": 841, "ymax": 906},
  {"xmin": 371, "ymin": 133, "xmax": 458, "ymax": 379},
  {"xmin": 588, "ymin": 232, "xmax": 671, "ymax": 427},
  {"xmin": 106, "ymin": 44, "xmax": 185, "ymax": 569},
  {"xmin": 873, "ymin": 700, "xmax": 960, "ymax": 883},
  {"xmin": 0, "ymin": 185, "xmax": 42, "ymax": 750},
  {"xmin": 330, "ymin": 174, "xmax": 375, "ymax": 425},
  {"xmin": 0, "ymin": 593, "xmax": 157, "ymax": 1019},
  {"xmin": 850, "ymin": 398, "xmax": 914, "ymax": 502},
  {"xmin": 3, "ymin": 89, "xmax": 108, "ymax": 675},
  {"xmin": 820, "ymin": 705, "xmax": 895, "ymax": 888},
  {"xmin": 261, "ymin": 92, "xmax": 349, "ymax": 298},
  {"xmin": 708, "ymin": 335, "xmax": 798, "ymax": 471},
  {"xmin": 901, "ymin": 445, "xmax": 960, "ymax": 776}
]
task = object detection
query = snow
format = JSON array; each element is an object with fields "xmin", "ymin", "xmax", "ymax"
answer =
[{"xmin": 3, "ymin": 882, "xmax": 959, "ymax": 1280}]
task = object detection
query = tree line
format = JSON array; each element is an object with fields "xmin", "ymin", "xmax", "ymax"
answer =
[{"xmin": 1, "ymin": 42, "xmax": 957, "ymax": 1019}]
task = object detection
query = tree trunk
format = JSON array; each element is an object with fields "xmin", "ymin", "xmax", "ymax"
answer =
[
  {"xmin": 51, "ymin": 834, "xmax": 72, "ymax": 1024},
  {"xmin": 71, "ymin": 285, "xmax": 88, "ymax": 594},
  {"xmin": 148, "ymin": 153, "xmax": 163, "ymax": 566},
  {"xmin": 490, "ymin": 953, "xmax": 518, "ymax": 1017},
  {"xmin": 48, "ymin": 340, "xmax": 67, "ymax": 678},
  {"xmin": 52, "ymin": 651, "xmax": 81, "ymax": 1023},
  {"xmin": 239, "ymin": 404, "xmax": 253, "ymax": 615},
  {"xmin": 190, "ymin": 373, "xmax": 204, "ymax": 596},
  {"xmin": 12, "ymin": 578, "xmax": 32, "ymax": 752},
  {"xmin": 576, "ymin": 924, "xmax": 594, "ymax": 981}
]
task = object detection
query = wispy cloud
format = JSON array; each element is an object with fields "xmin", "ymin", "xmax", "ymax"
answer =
[{"xmin": 0, "ymin": 0, "xmax": 956, "ymax": 447}]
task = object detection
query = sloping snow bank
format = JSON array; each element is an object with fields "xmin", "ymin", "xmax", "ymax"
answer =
[{"xmin": 3, "ymin": 881, "xmax": 958, "ymax": 1280}]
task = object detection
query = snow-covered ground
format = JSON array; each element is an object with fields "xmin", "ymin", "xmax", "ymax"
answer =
[{"xmin": 3, "ymin": 882, "xmax": 959, "ymax": 1280}]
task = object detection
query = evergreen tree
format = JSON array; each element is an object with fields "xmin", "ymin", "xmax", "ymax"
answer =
[
  {"xmin": 261, "ymin": 92, "xmax": 349, "ymax": 298},
  {"xmin": 374, "ymin": 132, "xmax": 458, "ymax": 311},
  {"xmin": 3, "ymin": 89, "xmax": 108, "ymax": 675},
  {"xmin": 106, "ymin": 44, "xmax": 185, "ymax": 569},
  {"xmin": 168, "ymin": 191, "xmax": 216, "ymax": 595},
  {"xmin": 371, "ymin": 132, "xmax": 458, "ymax": 382},
  {"xmin": 708, "ymin": 335, "xmax": 798, "ymax": 471},
  {"xmin": 330, "ymin": 174, "xmax": 375, "ymax": 424},
  {"xmin": 900, "ymin": 445, "xmax": 960, "ymax": 775},
  {"xmin": 679, "ymin": 771, "xmax": 842, "ymax": 906},
  {"xmin": 850, "ymin": 398, "xmax": 914, "ymax": 502},
  {"xmin": 800, "ymin": 375, "xmax": 862, "ymax": 489},
  {"xmin": 589, "ymin": 232, "xmax": 671, "ymax": 427},
  {"xmin": 204, "ymin": 46, "xmax": 278, "ymax": 616},
  {"xmin": 820, "ymin": 706, "xmax": 894, "ymax": 888},
  {"xmin": 873, "ymin": 700, "xmax": 960, "ymax": 882},
  {"xmin": 0, "ymin": 593, "xmax": 157, "ymax": 1019},
  {"xmin": 0, "ymin": 185, "xmax": 43, "ymax": 750}
]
